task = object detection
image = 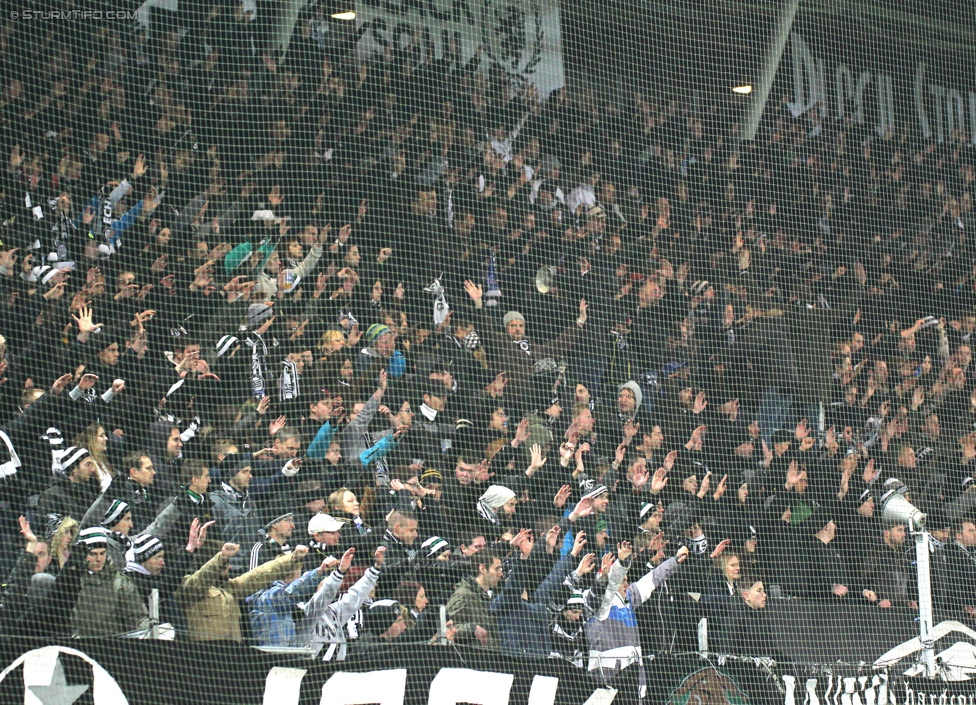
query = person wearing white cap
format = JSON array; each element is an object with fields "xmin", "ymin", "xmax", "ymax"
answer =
[{"xmin": 307, "ymin": 513, "xmax": 344, "ymax": 563}]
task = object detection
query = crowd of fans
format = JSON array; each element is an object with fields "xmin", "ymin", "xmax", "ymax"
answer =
[{"xmin": 0, "ymin": 3, "xmax": 974, "ymax": 699}]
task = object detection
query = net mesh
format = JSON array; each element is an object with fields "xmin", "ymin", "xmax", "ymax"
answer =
[{"xmin": 0, "ymin": 0, "xmax": 973, "ymax": 703}]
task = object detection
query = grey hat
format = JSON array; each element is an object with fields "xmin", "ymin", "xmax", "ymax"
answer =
[
  {"xmin": 503, "ymin": 311, "xmax": 525, "ymax": 327},
  {"xmin": 246, "ymin": 303, "xmax": 275, "ymax": 329},
  {"xmin": 618, "ymin": 381, "xmax": 643, "ymax": 412}
]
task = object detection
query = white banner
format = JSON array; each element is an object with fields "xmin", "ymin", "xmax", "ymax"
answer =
[{"xmin": 354, "ymin": 0, "xmax": 565, "ymax": 99}]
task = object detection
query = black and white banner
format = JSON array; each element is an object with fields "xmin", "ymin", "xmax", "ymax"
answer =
[
  {"xmin": 781, "ymin": 27, "xmax": 976, "ymax": 146},
  {"xmin": 0, "ymin": 640, "xmax": 765, "ymax": 705},
  {"xmin": 354, "ymin": 0, "xmax": 565, "ymax": 98}
]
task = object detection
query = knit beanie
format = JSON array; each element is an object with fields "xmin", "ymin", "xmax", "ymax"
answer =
[
  {"xmin": 502, "ymin": 311, "xmax": 525, "ymax": 327},
  {"xmin": 365, "ymin": 323, "xmax": 393, "ymax": 344},
  {"xmin": 480, "ymin": 485, "xmax": 516, "ymax": 510},
  {"xmin": 100, "ymin": 499, "xmax": 130, "ymax": 528},
  {"xmin": 131, "ymin": 534, "xmax": 164, "ymax": 562},
  {"xmin": 618, "ymin": 380, "xmax": 644, "ymax": 411}
]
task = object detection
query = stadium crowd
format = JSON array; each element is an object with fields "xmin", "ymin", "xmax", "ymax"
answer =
[{"xmin": 0, "ymin": 3, "xmax": 974, "ymax": 698}]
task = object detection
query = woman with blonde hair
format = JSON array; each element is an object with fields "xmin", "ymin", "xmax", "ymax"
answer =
[
  {"xmin": 328, "ymin": 487, "xmax": 373, "ymax": 550},
  {"xmin": 317, "ymin": 329, "xmax": 346, "ymax": 359},
  {"xmin": 73, "ymin": 423, "xmax": 115, "ymax": 492},
  {"xmin": 49, "ymin": 516, "xmax": 79, "ymax": 572}
]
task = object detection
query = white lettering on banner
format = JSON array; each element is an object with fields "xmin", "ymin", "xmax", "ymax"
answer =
[
  {"xmin": 263, "ymin": 666, "xmax": 307, "ymax": 705},
  {"xmin": 428, "ymin": 668, "xmax": 514, "ymax": 705},
  {"xmin": 320, "ymin": 668, "xmax": 406, "ymax": 705},
  {"xmin": 782, "ymin": 672, "xmax": 898, "ymax": 704},
  {"xmin": 790, "ymin": 32, "xmax": 976, "ymax": 145},
  {"xmin": 354, "ymin": 0, "xmax": 565, "ymax": 98}
]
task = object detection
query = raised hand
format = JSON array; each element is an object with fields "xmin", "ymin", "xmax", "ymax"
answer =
[
  {"xmin": 340, "ymin": 547, "xmax": 356, "ymax": 572},
  {"xmin": 713, "ymin": 474, "xmax": 728, "ymax": 500},
  {"xmin": 71, "ymin": 307, "xmax": 103, "ymax": 340},
  {"xmin": 220, "ymin": 543, "xmax": 240, "ymax": 559},
  {"xmin": 269, "ymin": 415, "xmax": 287, "ymax": 436},
  {"xmin": 577, "ymin": 552, "xmax": 596, "ymax": 576},
  {"xmin": 663, "ymin": 449, "xmax": 678, "ymax": 471},
  {"xmin": 600, "ymin": 552, "xmax": 615, "ymax": 576},
  {"xmin": 50, "ymin": 373, "xmax": 73, "ymax": 395},
  {"xmin": 463, "ymin": 279, "xmax": 483, "ymax": 304},
  {"xmin": 553, "ymin": 484, "xmax": 572, "ymax": 508},
  {"xmin": 292, "ymin": 545, "xmax": 309, "ymax": 560},
  {"xmin": 651, "ymin": 467, "xmax": 669, "ymax": 494},
  {"xmin": 527, "ymin": 443, "xmax": 546, "ymax": 475},
  {"xmin": 546, "ymin": 525, "xmax": 561, "ymax": 553},
  {"xmin": 693, "ymin": 391, "xmax": 708, "ymax": 414},
  {"xmin": 571, "ymin": 530, "xmax": 586, "ymax": 556},
  {"xmin": 709, "ymin": 538, "xmax": 732, "ymax": 559},
  {"xmin": 473, "ymin": 459, "xmax": 493, "ymax": 482},
  {"xmin": 18, "ymin": 516, "xmax": 37, "ymax": 548},
  {"xmin": 572, "ymin": 496, "xmax": 593, "ymax": 519},
  {"xmin": 512, "ymin": 418, "xmax": 530, "ymax": 447},
  {"xmin": 614, "ymin": 442, "xmax": 627, "ymax": 467},
  {"xmin": 676, "ymin": 545, "xmax": 690, "ymax": 563},
  {"xmin": 617, "ymin": 541, "xmax": 633, "ymax": 562},
  {"xmin": 696, "ymin": 471, "xmax": 712, "ymax": 499},
  {"xmin": 630, "ymin": 461, "xmax": 649, "ymax": 490},
  {"xmin": 622, "ymin": 419, "xmax": 640, "ymax": 442},
  {"xmin": 373, "ymin": 545, "xmax": 386, "ymax": 569}
]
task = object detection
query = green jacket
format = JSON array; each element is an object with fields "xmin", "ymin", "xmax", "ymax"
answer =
[
  {"xmin": 72, "ymin": 563, "xmax": 150, "ymax": 637},
  {"xmin": 446, "ymin": 576, "xmax": 497, "ymax": 647}
]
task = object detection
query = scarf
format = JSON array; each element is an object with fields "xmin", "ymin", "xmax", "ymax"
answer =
[
  {"xmin": 0, "ymin": 430, "xmax": 21, "ymax": 481},
  {"xmin": 476, "ymin": 500, "xmax": 500, "ymax": 526},
  {"xmin": 512, "ymin": 338, "xmax": 532, "ymax": 356},
  {"xmin": 280, "ymin": 359, "xmax": 300, "ymax": 401},
  {"xmin": 125, "ymin": 561, "xmax": 152, "ymax": 576},
  {"xmin": 244, "ymin": 332, "xmax": 271, "ymax": 399}
]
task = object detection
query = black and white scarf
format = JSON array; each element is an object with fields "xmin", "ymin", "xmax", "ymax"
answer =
[
  {"xmin": 476, "ymin": 500, "xmax": 500, "ymax": 526},
  {"xmin": 244, "ymin": 332, "xmax": 273, "ymax": 399},
  {"xmin": 280, "ymin": 359, "xmax": 300, "ymax": 401}
]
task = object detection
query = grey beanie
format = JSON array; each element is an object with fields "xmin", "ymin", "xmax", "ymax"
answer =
[
  {"xmin": 503, "ymin": 311, "xmax": 525, "ymax": 327},
  {"xmin": 619, "ymin": 380, "xmax": 643, "ymax": 412}
]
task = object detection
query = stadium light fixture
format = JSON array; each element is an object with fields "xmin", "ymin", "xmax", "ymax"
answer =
[
  {"xmin": 332, "ymin": 11, "xmax": 356, "ymax": 20},
  {"xmin": 732, "ymin": 85, "xmax": 753, "ymax": 95}
]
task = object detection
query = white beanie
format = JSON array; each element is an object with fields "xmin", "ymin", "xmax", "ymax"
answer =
[{"xmin": 480, "ymin": 484, "xmax": 516, "ymax": 510}]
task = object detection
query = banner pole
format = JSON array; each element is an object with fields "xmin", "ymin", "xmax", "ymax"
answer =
[
  {"xmin": 739, "ymin": 0, "xmax": 801, "ymax": 142},
  {"xmin": 914, "ymin": 528, "xmax": 936, "ymax": 678}
]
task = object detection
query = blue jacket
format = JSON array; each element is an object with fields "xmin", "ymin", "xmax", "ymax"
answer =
[
  {"xmin": 246, "ymin": 567, "xmax": 323, "ymax": 646},
  {"xmin": 491, "ymin": 551, "xmax": 578, "ymax": 657}
]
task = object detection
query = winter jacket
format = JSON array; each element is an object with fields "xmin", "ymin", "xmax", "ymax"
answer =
[
  {"xmin": 210, "ymin": 482, "xmax": 262, "ymax": 547},
  {"xmin": 176, "ymin": 550, "xmax": 299, "ymax": 642},
  {"xmin": 472, "ymin": 307, "xmax": 583, "ymax": 396},
  {"xmin": 492, "ymin": 551, "xmax": 580, "ymax": 657},
  {"xmin": 247, "ymin": 566, "xmax": 325, "ymax": 646},
  {"xmin": 71, "ymin": 562, "xmax": 150, "ymax": 637},
  {"xmin": 36, "ymin": 477, "xmax": 99, "ymax": 523},
  {"xmin": 374, "ymin": 529, "xmax": 418, "ymax": 598},
  {"xmin": 296, "ymin": 565, "xmax": 381, "ymax": 660},
  {"xmin": 585, "ymin": 556, "xmax": 680, "ymax": 689},
  {"xmin": 254, "ymin": 243, "xmax": 324, "ymax": 299},
  {"xmin": 446, "ymin": 575, "xmax": 498, "ymax": 647}
]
